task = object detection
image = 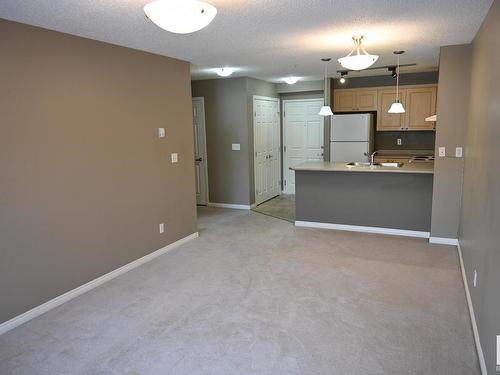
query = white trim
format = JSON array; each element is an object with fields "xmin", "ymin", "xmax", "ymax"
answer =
[
  {"xmin": 295, "ymin": 221, "xmax": 430, "ymax": 238},
  {"xmin": 0, "ymin": 232, "xmax": 199, "ymax": 335},
  {"xmin": 429, "ymin": 237, "xmax": 459, "ymax": 245},
  {"xmin": 457, "ymin": 242, "xmax": 488, "ymax": 375},
  {"xmin": 192, "ymin": 97, "xmax": 210, "ymax": 206},
  {"xmin": 207, "ymin": 202, "xmax": 251, "ymax": 210},
  {"xmin": 253, "ymin": 95, "xmax": 280, "ymax": 103}
]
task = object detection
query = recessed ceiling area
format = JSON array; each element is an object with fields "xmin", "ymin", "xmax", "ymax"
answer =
[{"xmin": 0, "ymin": 0, "xmax": 493, "ymax": 82}]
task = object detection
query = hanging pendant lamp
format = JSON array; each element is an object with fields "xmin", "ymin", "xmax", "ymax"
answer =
[
  {"xmin": 388, "ymin": 51, "xmax": 406, "ymax": 114},
  {"xmin": 338, "ymin": 36, "xmax": 379, "ymax": 71},
  {"xmin": 318, "ymin": 58, "xmax": 334, "ymax": 116}
]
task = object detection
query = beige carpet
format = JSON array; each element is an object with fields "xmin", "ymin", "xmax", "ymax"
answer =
[
  {"xmin": 0, "ymin": 207, "xmax": 479, "ymax": 374},
  {"xmin": 252, "ymin": 194, "xmax": 295, "ymax": 222}
]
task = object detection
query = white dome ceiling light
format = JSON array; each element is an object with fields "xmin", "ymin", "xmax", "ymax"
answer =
[
  {"xmin": 283, "ymin": 76, "xmax": 300, "ymax": 85},
  {"xmin": 318, "ymin": 58, "xmax": 334, "ymax": 116},
  {"xmin": 388, "ymin": 51, "xmax": 406, "ymax": 114},
  {"xmin": 338, "ymin": 36, "xmax": 379, "ymax": 71},
  {"xmin": 214, "ymin": 67, "xmax": 235, "ymax": 77},
  {"xmin": 144, "ymin": 0, "xmax": 217, "ymax": 34}
]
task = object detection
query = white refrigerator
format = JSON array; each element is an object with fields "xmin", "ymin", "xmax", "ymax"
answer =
[{"xmin": 330, "ymin": 113, "xmax": 374, "ymax": 162}]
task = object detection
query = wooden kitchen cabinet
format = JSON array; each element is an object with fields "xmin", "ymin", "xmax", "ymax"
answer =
[
  {"xmin": 334, "ymin": 89, "xmax": 377, "ymax": 112},
  {"xmin": 377, "ymin": 88, "xmax": 407, "ymax": 131},
  {"xmin": 405, "ymin": 87, "xmax": 437, "ymax": 130}
]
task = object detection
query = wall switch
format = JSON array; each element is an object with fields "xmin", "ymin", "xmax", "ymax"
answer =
[
  {"xmin": 397, "ymin": 138, "xmax": 402, "ymax": 146},
  {"xmin": 473, "ymin": 269, "xmax": 477, "ymax": 287},
  {"xmin": 232, "ymin": 143, "xmax": 241, "ymax": 151},
  {"xmin": 159, "ymin": 223, "xmax": 165, "ymax": 234},
  {"xmin": 171, "ymin": 153, "xmax": 178, "ymax": 163},
  {"xmin": 438, "ymin": 147, "xmax": 446, "ymax": 157},
  {"xmin": 455, "ymin": 147, "xmax": 463, "ymax": 158},
  {"xmin": 158, "ymin": 128, "xmax": 165, "ymax": 138}
]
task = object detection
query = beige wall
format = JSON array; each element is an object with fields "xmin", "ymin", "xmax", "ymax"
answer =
[
  {"xmin": 459, "ymin": 0, "xmax": 500, "ymax": 373},
  {"xmin": 430, "ymin": 45, "xmax": 471, "ymax": 239},
  {"xmin": 0, "ymin": 20, "xmax": 197, "ymax": 323}
]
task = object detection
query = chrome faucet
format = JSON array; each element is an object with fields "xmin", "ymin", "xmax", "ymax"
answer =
[{"xmin": 370, "ymin": 151, "xmax": 378, "ymax": 166}]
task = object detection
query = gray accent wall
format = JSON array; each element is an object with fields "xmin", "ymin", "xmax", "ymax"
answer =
[
  {"xmin": 191, "ymin": 77, "xmax": 277, "ymax": 205},
  {"xmin": 0, "ymin": 20, "xmax": 197, "ymax": 323},
  {"xmin": 459, "ymin": 1, "xmax": 500, "ymax": 373},
  {"xmin": 430, "ymin": 45, "xmax": 471, "ymax": 239}
]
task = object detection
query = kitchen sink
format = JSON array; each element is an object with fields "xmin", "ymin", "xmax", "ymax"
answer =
[
  {"xmin": 346, "ymin": 162, "xmax": 372, "ymax": 167},
  {"xmin": 378, "ymin": 162, "xmax": 404, "ymax": 167}
]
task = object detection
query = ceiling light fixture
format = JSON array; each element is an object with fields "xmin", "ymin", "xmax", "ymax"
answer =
[
  {"xmin": 318, "ymin": 58, "xmax": 334, "ymax": 116},
  {"xmin": 144, "ymin": 0, "xmax": 217, "ymax": 34},
  {"xmin": 338, "ymin": 36, "xmax": 379, "ymax": 71},
  {"xmin": 388, "ymin": 51, "xmax": 406, "ymax": 114},
  {"xmin": 214, "ymin": 67, "xmax": 235, "ymax": 77},
  {"xmin": 283, "ymin": 76, "xmax": 300, "ymax": 85},
  {"xmin": 339, "ymin": 71, "xmax": 348, "ymax": 84}
]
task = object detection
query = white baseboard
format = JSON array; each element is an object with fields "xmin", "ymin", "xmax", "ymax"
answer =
[
  {"xmin": 0, "ymin": 232, "xmax": 199, "ymax": 336},
  {"xmin": 429, "ymin": 237, "xmax": 459, "ymax": 245},
  {"xmin": 295, "ymin": 221, "xmax": 430, "ymax": 238},
  {"xmin": 457, "ymin": 242, "xmax": 488, "ymax": 375},
  {"xmin": 208, "ymin": 202, "xmax": 251, "ymax": 210}
]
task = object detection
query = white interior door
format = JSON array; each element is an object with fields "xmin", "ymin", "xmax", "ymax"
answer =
[
  {"xmin": 283, "ymin": 99, "xmax": 324, "ymax": 194},
  {"xmin": 254, "ymin": 96, "xmax": 280, "ymax": 205},
  {"xmin": 192, "ymin": 97, "xmax": 209, "ymax": 205}
]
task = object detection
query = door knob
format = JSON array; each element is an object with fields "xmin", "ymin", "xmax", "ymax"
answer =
[{"xmin": 195, "ymin": 157, "xmax": 203, "ymax": 162}]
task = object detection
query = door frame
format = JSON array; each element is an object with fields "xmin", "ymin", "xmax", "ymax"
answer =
[
  {"xmin": 253, "ymin": 95, "xmax": 281, "ymax": 206},
  {"xmin": 282, "ymin": 98, "xmax": 325, "ymax": 194},
  {"xmin": 192, "ymin": 97, "xmax": 209, "ymax": 205}
]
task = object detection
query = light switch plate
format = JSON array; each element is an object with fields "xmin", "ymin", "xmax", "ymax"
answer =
[
  {"xmin": 159, "ymin": 223, "xmax": 165, "ymax": 234},
  {"xmin": 171, "ymin": 153, "xmax": 178, "ymax": 163},
  {"xmin": 232, "ymin": 143, "xmax": 241, "ymax": 151},
  {"xmin": 438, "ymin": 147, "xmax": 446, "ymax": 157},
  {"xmin": 455, "ymin": 147, "xmax": 463, "ymax": 158},
  {"xmin": 158, "ymin": 128, "xmax": 165, "ymax": 138}
]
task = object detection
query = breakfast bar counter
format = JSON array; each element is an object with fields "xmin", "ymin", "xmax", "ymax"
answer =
[{"xmin": 292, "ymin": 161, "xmax": 434, "ymax": 234}]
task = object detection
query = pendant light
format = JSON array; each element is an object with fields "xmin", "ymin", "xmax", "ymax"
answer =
[
  {"xmin": 388, "ymin": 51, "xmax": 406, "ymax": 114},
  {"xmin": 318, "ymin": 58, "xmax": 334, "ymax": 116},
  {"xmin": 338, "ymin": 36, "xmax": 379, "ymax": 71},
  {"xmin": 144, "ymin": 0, "xmax": 217, "ymax": 34}
]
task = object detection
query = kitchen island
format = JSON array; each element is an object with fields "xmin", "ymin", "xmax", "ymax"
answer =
[{"xmin": 292, "ymin": 161, "xmax": 434, "ymax": 236}]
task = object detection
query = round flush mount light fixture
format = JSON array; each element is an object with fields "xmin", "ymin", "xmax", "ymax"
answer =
[
  {"xmin": 214, "ymin": 67, "xmax": 236, "ymax": 77},
  {"xmin": 144, "ymin": 0, "xmax": 217, "ymax": 34},
  {"xmin": 338, "ymin": 36, "xmax": 379, "ymax": 71},
  {"xmin": 283, "ymin": 76, "xmax": 300, "ymax": 85}
]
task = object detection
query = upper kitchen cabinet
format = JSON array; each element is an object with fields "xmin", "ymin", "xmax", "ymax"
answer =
[
  {"xmin": 405, "ymin": 86, "xmax": 437, "ymax": 130},
  {"xmin": 334, "ymin": 89, "xmax": 378, "ymax": 112},
  {"xmin": 377, "ymin": 88, "xmax": 407, "ymax": 131}
]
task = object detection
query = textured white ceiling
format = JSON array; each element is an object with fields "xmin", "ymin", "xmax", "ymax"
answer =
[{"xmin": 0, "ymin": 0, "xmax": 493, "ymax": 82}]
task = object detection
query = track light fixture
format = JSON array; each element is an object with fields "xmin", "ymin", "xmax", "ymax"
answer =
[{"xmin": 339, "ymin": 71, "xmax": 348, "ymax": 84}]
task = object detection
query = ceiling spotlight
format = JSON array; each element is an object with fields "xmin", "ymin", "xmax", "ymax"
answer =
[
  {"xmin": 283, "ymin": 76, "xmax": 300, "ymax": 85},
  {"xmin": 339, "ymin": 71, "xmax": 348, "ymax": 84},
  {"xmin": 144, "ymin": 0, "xmax": 217, "ymax": 34},
  {"xmin": 338, "ymin": 36, "xmax": 379, "ymax": 71},
  {"xmin": 214, "ymin": 67, "xmax": 235, "ymax": 77},
  {"xmin": 388, "ymin": 66, "xmax": 397, "ymax": 78}
]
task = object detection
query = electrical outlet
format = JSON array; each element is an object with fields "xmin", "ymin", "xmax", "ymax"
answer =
[
  {"xmin": 159, "ymin": 223, "xmax": 165, "ymax": 234},
  {"xmin": 473, "ymin": 269, "xmax": 477, "ymax": 287},
  {"xmin": 397, "ymin": 138, "xmax": 402, "ymax": 146},
  {"xmin": 158, "ymin": 128, "xmax": 165, "ymax": 138},
  {"xmin": 438, "ymin": 147, "xmax": 446, "ymax": 157},
  {"xmin": 455, "ymin": 147, "xmax": 463, "ymax": 158},
  {"xmin": 171, "ymin": 153, "xmax": 178, "ymax": 163},
  {"xmin": 232, "ymin": 143, "xmax": 241, "ymax": 151}
]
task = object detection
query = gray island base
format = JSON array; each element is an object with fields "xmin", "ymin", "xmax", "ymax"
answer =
[{"xmin": 293, "ymin": 162, "xmax": 434, "ymax": 235}]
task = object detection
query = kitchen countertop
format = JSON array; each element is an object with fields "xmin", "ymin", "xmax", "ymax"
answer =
[{"xmin": 291, "ymin": 161, "xmax": 434, "ymax": 174}]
